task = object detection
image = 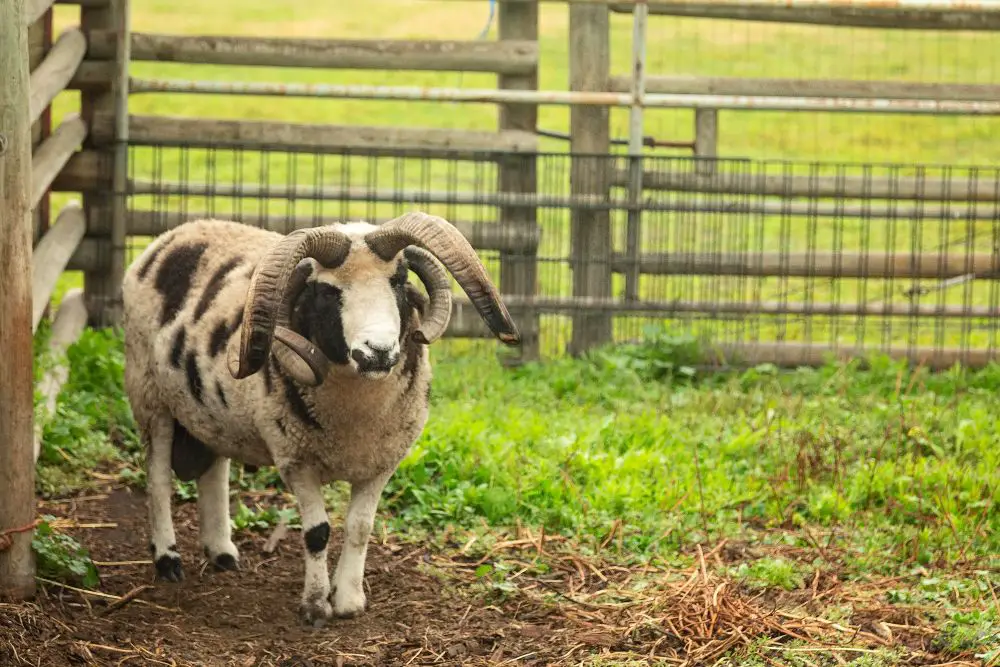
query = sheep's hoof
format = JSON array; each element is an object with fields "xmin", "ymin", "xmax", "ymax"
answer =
[
  {"xmin": 203, "ymin": 544, "xmax": 240, "ymax": 572},
  {"xmin": 154, "ymin": 553, "xmax": 183, "ymax": 583},
  {"xmin": 212, "ymin": 553, "xmax": 239, "ymax": 572},
  {"xmin": 299, "ymin": 597, "xmax": 333, "ymax": 628},
  {"xmin": 332, "ymin": 587, "xmax": 367, "ymax": 619}
]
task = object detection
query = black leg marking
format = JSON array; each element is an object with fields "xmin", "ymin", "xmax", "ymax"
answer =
[
  {"xmin": 154, "ymin": 544, "xmax": 182, "ymax": 582},
  {"xmin": 215, "ymin": 380, "xmax": 228, "ymax": 408},
  {"xmin": 304, "ymin": 522, "xmax": 330, "ymax": 554},
  {"xmin": 170, "ymin": 327, "xmax": 186, "ymax": 369},
  {"xmin": 171, "ymin": 420, "xmax": 217, "ymax": 481},
  {"xmin": 283, "ymin": 375, "xmax": 321, "ymax": 430},
  {"xmin": 185, "ymin": 351, "xmax": 204, "ymax": 405},
  {"xmin": 193, "ymin": 257, "xmax": 243, "ymax": 320},
  {"xmin": 155, "ymin": 242, "xmax": 208, "ymax": 326}
]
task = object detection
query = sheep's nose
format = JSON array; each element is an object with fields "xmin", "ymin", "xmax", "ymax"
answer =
[{"xmin": 351, "ymin": 342, "xmax": 400, "ymax": 374}]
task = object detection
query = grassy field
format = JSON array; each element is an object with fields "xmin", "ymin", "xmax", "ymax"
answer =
[{"xmin": 18, "ymin": 2, "xmax": 1000, "ymax": 665}]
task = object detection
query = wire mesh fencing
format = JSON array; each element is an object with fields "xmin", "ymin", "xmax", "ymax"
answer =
[{"xmin": 118, "ymin": 140, "xmax": 1000, "ymax": 368}]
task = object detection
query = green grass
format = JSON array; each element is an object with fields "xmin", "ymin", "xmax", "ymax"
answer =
[{"xmin": 32, "ymin": 323, "xmax": 1000, "ymax": 664}]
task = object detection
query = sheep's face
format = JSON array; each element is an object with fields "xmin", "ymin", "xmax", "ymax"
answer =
[
  {"xmin": 291, "ymin": 225, "xmax": 413, "ymax": 380},
  {"xmin": 231, "ymin": 212, "xmax": 520, "ymax": 387}
]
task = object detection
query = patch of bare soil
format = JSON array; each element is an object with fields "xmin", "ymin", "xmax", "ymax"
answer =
[{"xmin": 0, "ymin": 486, "xmax": 983, "ymax": 666}]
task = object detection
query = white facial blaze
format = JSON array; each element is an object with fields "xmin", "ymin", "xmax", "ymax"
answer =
[{"xmin": 340, "ymin": 280, "xmax": 401, "ymax": 358}]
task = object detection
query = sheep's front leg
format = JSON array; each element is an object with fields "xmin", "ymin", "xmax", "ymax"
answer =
[
  {"xmin": 197, "ymin": 456, "xmax": 239, "ymax": 571},
  {"xmin": 281, "ymin": 466, "xmax": 333, "ymax": 627},
  {"xmin": 147, "ymin": 414, "xmax": 182, "ymax": 581},
  {"xmin": 331, "ymin": 469, "xmax": 393, "ymax": 618}
]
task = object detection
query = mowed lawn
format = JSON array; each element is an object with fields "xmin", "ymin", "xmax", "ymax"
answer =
[{"xmin": 26, "ymin": 2, "xmax": 1000, "ymax": 665}]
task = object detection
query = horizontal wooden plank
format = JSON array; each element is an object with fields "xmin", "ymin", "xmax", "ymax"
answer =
[
  {"xmin": 91, "ymin": 113, "xmax": 538, "ymax": 156},
  {"xmin": 86, "ymin": 31, "xmax": 538, "ymax": 74},
  {"xmin": 124, "ymin": 209, "xmax": 540, "ymax": 253},
  {"xmin": 603, "ymin": 189, "xmax": 999, "ymax": 220},
  {"xmin": 55, "ymin": 0, "xmax": 109, "ymax": 7},
  {"xmin": 29, "ymin": 27, "xmax": 87, "ymax": 124},
  {"xmin": 710, "ymin": 342, "xmax": 998, "ymax": 371},
  {"xmin": 611, "ymin": 251, "xmax": 1000, "ymax": 279},
  {"xmin": 458, "ymin": 295, "xmax": 1000, "ymax": 319},
  {"xmin": 70, "ymin": 61, "xmax": 115, "ymax": 90},
  {"xmin": 609, "ymin": 2, "xmax": 1000, "ymax": 30},
  {"xmin": 609, "ymin": 74, "xmax": 1000, "ymax": 104},
  {"xmin": 614, "ymin": 169, "xmax": 1000, "ymax": 203},
  {"xmin": 50, "ymin": 149, "xmax": 112, "ymax": 192},
  {"xmin": 31, "ymin": 114, "xmax": 88, "ymax": 209},
  {"xmin": 32, "ymin": 202, "xmax": 86, "ymax": 330}
]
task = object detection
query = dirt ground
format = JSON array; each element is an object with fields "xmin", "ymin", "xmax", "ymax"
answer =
[{"xmin": 0, "ymin": 484, "xmax": 985, "ymax": 667}]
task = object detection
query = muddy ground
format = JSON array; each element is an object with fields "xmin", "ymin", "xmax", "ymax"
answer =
[{"xmin": 0, "ymin": 484, "xmax": 984, "ymax": 667}]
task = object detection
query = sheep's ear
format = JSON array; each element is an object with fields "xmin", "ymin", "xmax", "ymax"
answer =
[{"xmin": 272, "ymin": 340, "xmax": 324, "ymax": 387}]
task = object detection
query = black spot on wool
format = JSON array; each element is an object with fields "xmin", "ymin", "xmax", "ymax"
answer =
[
  {"xmin": 304, "ymin": 523, "xmax": 330, "ymax": 554},
  {"xmin": 215, "ymin": 381, "xmax": 228, "ymax": 409},
  {"xmin": 208, "ymin": 308, "xmax": 243, "ymax": 358},
  {"xmin": 155, "ymin": 242, "xmax": 208, "ymax": 326},
  {"xmin": 170, "ymin": 328, "xmax": 186, "ymax": 368},
  {"xmin": 185, "ymin": 351, "xmax": 204, "ymax": 405},
  {"xmin": 136, "ymin": 240, "xmax": 168, "ymax": 282},
  {"xmin": 262, "ymin": 359, "xmax": 274, "ymax": 394},
  {"xmin": 283, "ymin": 375, "xmax": 321, "ymax": 431},
  {"xmin": 170, "ymin": 419, "xmax": 216, "ymax": 482},
  {"xmin": 193, "ymin": 257, "xmax": 243, "ymax": 320}
]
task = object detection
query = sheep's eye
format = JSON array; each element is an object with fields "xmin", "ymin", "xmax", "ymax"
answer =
[{"xmin": 389, "ymin": 263, "xmax": 408, "ymax": 288}]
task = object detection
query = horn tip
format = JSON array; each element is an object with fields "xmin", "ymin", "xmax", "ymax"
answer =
[{"xmin": 498, "ymin": 330, "xmax": 521, "ymax": 347}]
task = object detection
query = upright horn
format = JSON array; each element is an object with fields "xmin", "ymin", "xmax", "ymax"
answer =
[{"xmin": 364, "ymin": 212, "xmax": 520, "ymax": 347}]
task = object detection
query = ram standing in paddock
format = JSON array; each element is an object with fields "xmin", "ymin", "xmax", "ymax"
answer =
[{"xmin": 121, "ymin": 212, "xmax": 520, "ymax": 626}]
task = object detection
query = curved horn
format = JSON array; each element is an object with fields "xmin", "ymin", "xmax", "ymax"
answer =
[
  {"xmin": 230, "ymin": 227, "xmax": 351, "ymax": 380},
  {"xmin": 403, "ymin": 247, "xmax": 452, "ymax": 345},
  {"xmin": 364, "ymin": 212, "xmax": 520, "ymax": 346}
]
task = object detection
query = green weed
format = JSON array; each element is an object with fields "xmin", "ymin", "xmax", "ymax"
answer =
[{"xmin": 31, "ymin": 516, "xmax": 99, "ymax": 589}]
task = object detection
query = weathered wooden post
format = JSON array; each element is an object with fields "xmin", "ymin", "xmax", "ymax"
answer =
[
  {"xmin": 80, "ymin": 0, "xmax": 130, "ymax": 327},
  {"xmin": 0, "ymin": 0, "xmax": 38, "ymax": 601},
  {"xmin": 568, "ymin": 1, "xmax": 612, "ymax": 355},
  {"xmin": 497, "ymin": 0, "xmax": 540, "ymax": 364}
]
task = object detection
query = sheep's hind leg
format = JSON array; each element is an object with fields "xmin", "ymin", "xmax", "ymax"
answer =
[
  {"xmin": 147, "ymin": 414, "xmax": 182, "ymax": 582},
  {"xmin": 281, "ymin": 465, "xmax": 334, "ymax": 627},
  {"xmin": 331, "ymin": 468, "xmax": 393, "ymax": 618},
  {"xmin": 197, "ymin": 456, "xmax": 240, "ymax": 571}
]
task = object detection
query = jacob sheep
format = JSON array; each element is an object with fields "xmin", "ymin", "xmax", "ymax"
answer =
[{"xmin": 121, "ymin": 212, "xmax": 519, "ymax": 625}]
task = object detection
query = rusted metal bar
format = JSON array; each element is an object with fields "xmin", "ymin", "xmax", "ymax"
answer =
[
  {"xmin": 127, "ymin": 77, "xmax": 1000, "ymax": 115},
  {"xmin": 431, "ymin": 0, "xmax": 1000, "ymax": 8},
  {"xmin": 454, "ymin": 294, "xmax": 1000, "ymax": 319},
  {"xmin": 610, "ymin": 251, "xmax": 1000, "ymax": 280},
  {"xmin": 124, "ymin": 178, "xmax": 1000, "ymax": 215},
  {"xmin": 609, "ymin": 75, "xmax": 1000, "ymax": 104}
]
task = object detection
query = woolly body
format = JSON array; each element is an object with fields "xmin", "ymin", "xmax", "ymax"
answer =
[{"xmin": 122, "ymin": 218, "xmax": 435, "ymax": 623}]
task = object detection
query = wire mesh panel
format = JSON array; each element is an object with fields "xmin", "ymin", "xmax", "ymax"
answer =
[{"xmin": 118, "ymin": 140, "xmax": 1000, "ymax": 368}]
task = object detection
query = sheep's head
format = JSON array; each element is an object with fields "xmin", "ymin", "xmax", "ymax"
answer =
[{"xmin": 227, "ymin": 212, "xmax": 520, "ymax": 385}]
